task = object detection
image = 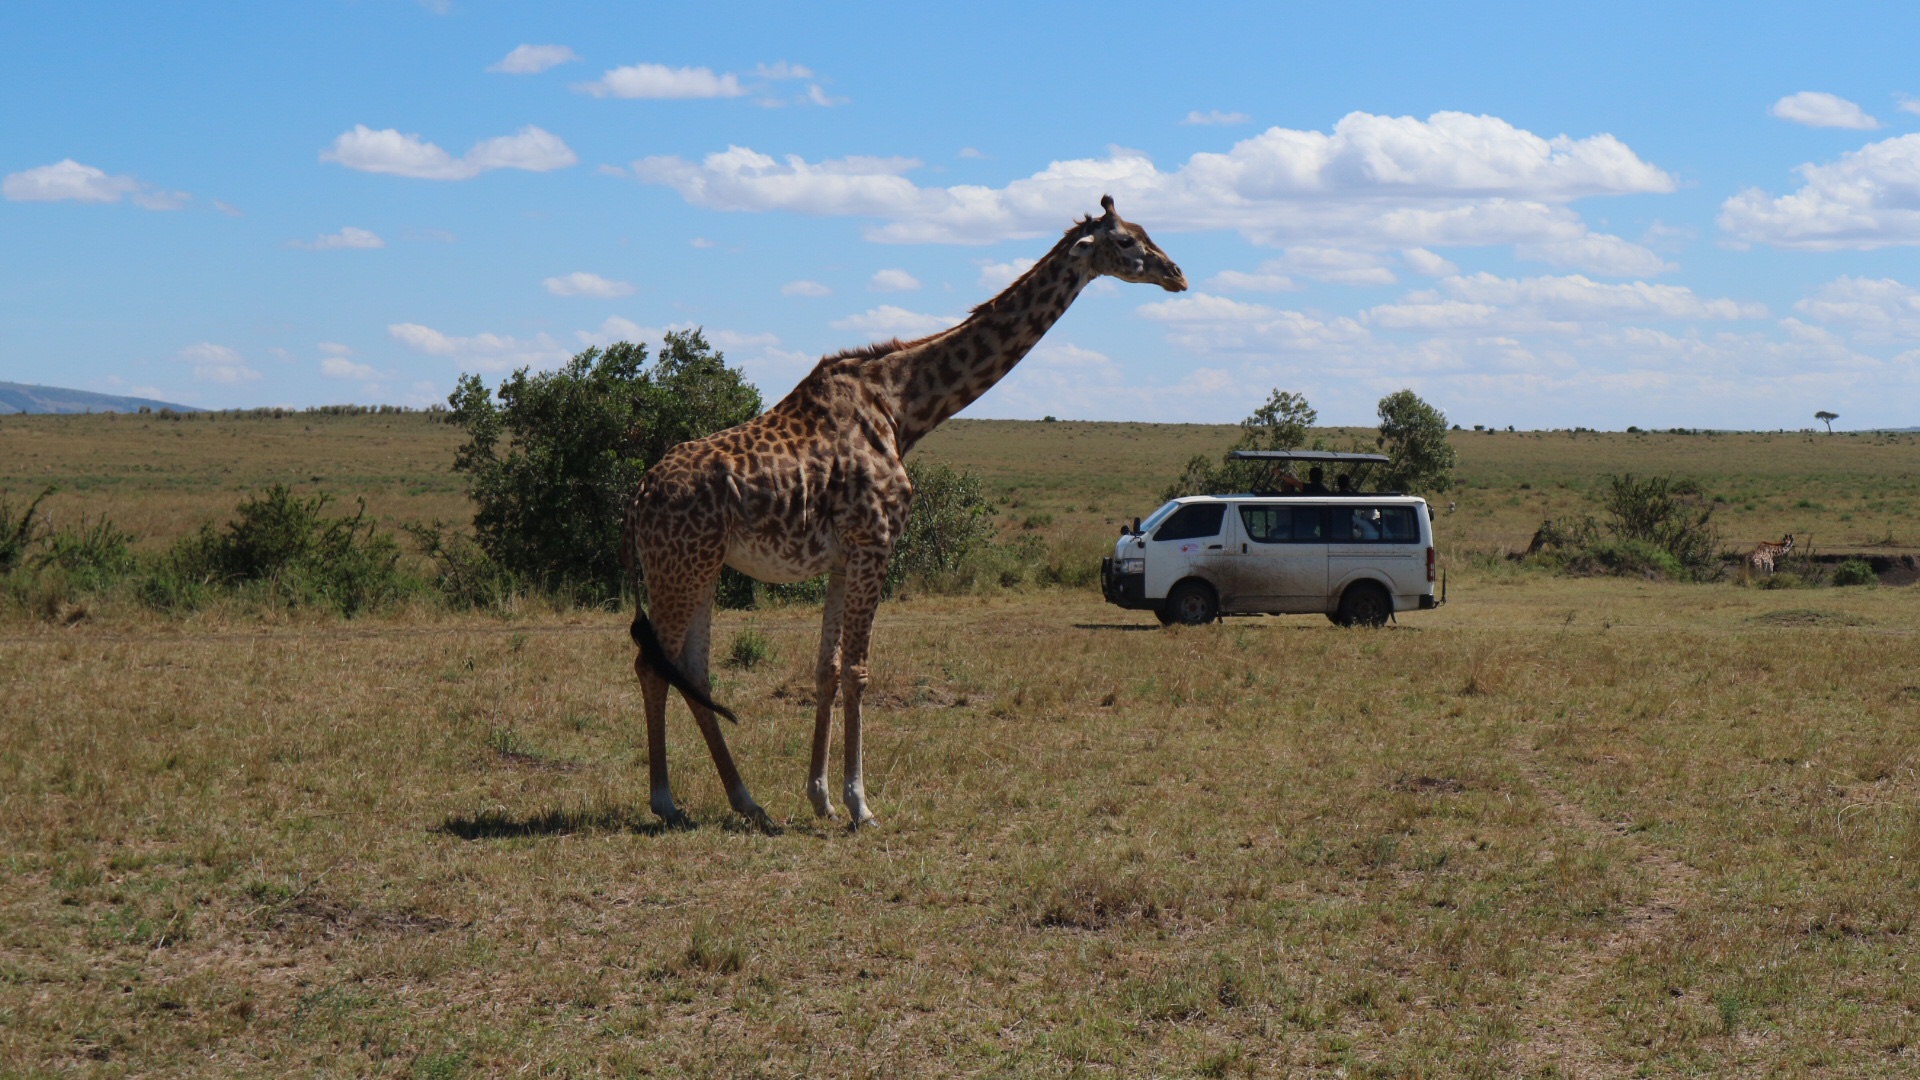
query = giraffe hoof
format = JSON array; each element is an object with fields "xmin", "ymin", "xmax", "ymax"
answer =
[
  {"xmin": 656, "ymin": 808, "xmax": 692, "ymax": 830},
  {"xmin": 744, "ymin": 807, "xmax": 783, "ymax": 836},
  {"xmin": 846, "ymin": 813, "xmax": 880, "ymax": 833}
]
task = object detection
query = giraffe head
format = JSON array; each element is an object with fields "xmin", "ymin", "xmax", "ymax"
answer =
[{"xmin": 1070, "ymin": 195, "xmax": 1187, "ymax": 292}]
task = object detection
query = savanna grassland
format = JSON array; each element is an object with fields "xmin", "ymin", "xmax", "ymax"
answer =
[{"xmin": 2, "ymin": 411, "xmax": 1918, "ymax": 1077}]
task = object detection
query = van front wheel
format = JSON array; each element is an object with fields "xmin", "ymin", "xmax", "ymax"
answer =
[
  {"xmin": 1163, "ymin": 581, "xmax": 1218, "ymax": 626},
  {"xmin": 1334, "ymin": 582, "xmax": 1392, "ymax": 628}
]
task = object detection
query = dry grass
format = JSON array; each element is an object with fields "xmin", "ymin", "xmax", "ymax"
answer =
[
  {"xmin": 3, "ymin": 412, "xmax": 1918, "ymax": 1075},
  {"xmin": 3, "ymin": 576, "xmax": 1917, "ymax": 1076}
]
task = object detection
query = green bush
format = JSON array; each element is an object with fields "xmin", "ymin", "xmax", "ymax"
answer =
[
  {"xmin": 1599, "ymin": 474, "xmax": 1719, "ymax": 576},
  {"xmin": 35, "ymin": 516, "xmax": 137, "ymax": 590},
  {"xmin": 159, "ymin": 485, "xmax": 405, "ymax": 616},
  {"xmin": 446, "ymin": 332, "xmax": 761, "ymax": 604},
  {"xmin": 886, "ymin": 460, "xmax": 998, "ymax": 595},
  {"xmin": 404, "ymin": 520, "xmax": 522, "ymax": 610},
  {"xmin": 0, "ymin": 486, "xmax": 54, "ymax": 572},
  {"xmin": 1831, "ymin": 558, "xmax": 1876, "ymax": 587},
  {"xmin": 726, "ymin": 626, "xmax": 773, "ymax": 669}
]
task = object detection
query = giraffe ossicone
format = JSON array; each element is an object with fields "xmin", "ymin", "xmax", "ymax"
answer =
[{"xmin": 621, "ymin": 195, "xmax": 1186, "ymax": 831}]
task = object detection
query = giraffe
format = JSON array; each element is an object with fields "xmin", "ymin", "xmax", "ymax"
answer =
[
  {"xmin": 621, "ymin": 195, "xmax": 1186, "ymax": 830},
  {"xmin": 1746, "ymin": 533, "xmax": 1794, "ymax": 575}
]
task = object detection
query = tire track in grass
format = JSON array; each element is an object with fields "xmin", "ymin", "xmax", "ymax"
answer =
[{"xmin": 1507, "ymin": 727, "xmax": 1702, "ymax": 1078}]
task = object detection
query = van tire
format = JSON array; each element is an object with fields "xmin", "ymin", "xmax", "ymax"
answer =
[
  {"xmin": 1163, "ymin": 581, "xmax": 1218, "ymax": 626},
  {"xmin": 1334, "ymin": 582, "xmax": 1391, "ymax": 628}
]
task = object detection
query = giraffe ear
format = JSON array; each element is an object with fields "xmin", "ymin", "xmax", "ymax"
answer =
[{"xmin": 1070, "ymin": 235, "xmax": 1096, "ymax": 258}]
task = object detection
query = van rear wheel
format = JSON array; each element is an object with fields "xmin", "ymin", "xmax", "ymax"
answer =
[
  {"xmin": 1334, "ymin": 582, "xmax": 1391, "ymax": 628},
  {"xmin": 1163, "ymin": 581, "xmax": 1218, "ymax": 626}
]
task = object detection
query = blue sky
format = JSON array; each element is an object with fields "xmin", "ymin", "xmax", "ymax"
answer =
[{"xmin": 5, "ymin": 1, "xmax": 1920, "ymax": 430}]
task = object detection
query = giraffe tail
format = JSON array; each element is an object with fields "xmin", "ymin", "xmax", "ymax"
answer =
[{"xmin": 630, "ymin": 609, "xmax": 739, "ymax": 724}]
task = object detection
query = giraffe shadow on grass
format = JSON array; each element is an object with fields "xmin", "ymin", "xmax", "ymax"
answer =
[{"xmin": 437, "ymin": 806, "xmax": 673, "ymax": 840}]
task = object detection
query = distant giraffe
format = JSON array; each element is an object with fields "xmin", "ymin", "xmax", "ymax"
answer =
[
  {"xmin": 622, "ymin": 196, "xmax": 1186, "ymax": 830},
  {"xmin": 1746, "ymin": 533, "xmax": 1794, "ymax": 575}
]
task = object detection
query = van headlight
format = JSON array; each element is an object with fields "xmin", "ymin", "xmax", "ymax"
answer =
[{"xmin": 1117, "ymin": 558, "xmax": 1145, "ymax": 575}]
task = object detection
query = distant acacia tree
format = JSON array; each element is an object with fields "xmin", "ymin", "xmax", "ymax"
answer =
[{"xmin": 1815, "ymin": 410, "xmax": 1838, "ymax": 433}]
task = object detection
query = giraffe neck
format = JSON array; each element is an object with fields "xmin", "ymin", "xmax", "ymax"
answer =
[{"xmin": 880, "ymin": 231, "xmax": 1097, "ymax": 452}]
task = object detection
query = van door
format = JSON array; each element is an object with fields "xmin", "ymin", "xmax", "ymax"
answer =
[
  {"xmin": 1233, "ymin": 503, "xmax": 1329, "ymax": 612},
  {"xmin": 1143, "ymin": 502, "xmax": 1232, "ymax": 601}
]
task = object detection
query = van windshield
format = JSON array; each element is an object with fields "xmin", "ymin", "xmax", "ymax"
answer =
[{"xmin": 1137, "ymin": 501, "xmax": 1181, "ymax": 535}]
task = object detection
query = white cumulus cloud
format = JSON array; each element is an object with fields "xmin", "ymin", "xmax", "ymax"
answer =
[
  {"xmin": 1401, "ymin": 248, "xmax": 1458, "ymax": 276},
  {"xmin": 829, "ymin": 305, "xmax": 953, "ymax": 339},
  {"xmin": 321, "ymin": 357, "xmax": 380, "ymax": 380},
  {"xmin": 781, "ymin": 280, "xmax": 832, "ymax": 297},
  {"xmin": 577, "ymin": 63, "xmax": 745, "ymax": 99},
  {"xmin": 1720, "ymin": 134, "xmax": 1920, "ymax": 250},
  {"xmin": 1793, "ymin": 276, "xmax": 1920, "ymax": 341},
  {"xmin": 179, "ymin": 343, "xmax": 261, "ymax": 384},
  {"xmin": 1217, "ymin": 247, "xmax": 1399, "ymax": 290},
  {"xmin": 976, "ymin": 258, "xmax": 1035, "ymax": 289},
  {"xmin": 1769, "ymin": 91, "xmax": 1880, "ymax": 130},
  {"xmin": 321, "ymin": 125, "xmax": 576, "ymax": 180},
  {"xmin": 1182, "ymin": 110, "xmax": 1250, "ymax": 126},
  {"xmin": 488, "ymin": 44, "xmax": 581, "ymax": 74},
  {"xmin": 388, "ymin": 323, "xmax": 569, "ymax": 372},
  {"xmin": 869, "ymin": 268, "xmax": 921, "ymax": 292},
  {"xmin": 3, "ymin": 159, "xmax": 187, "ymax": 209},
  {"xmin": 631, "ymin": 111, "xmax": 1674, "ymax": 270},
  {"xmin": 292, "ymin": 226, "xmax": 385, "ymax": 250},
  {"xmin": 543, "ymin": 271, "xmax": 634, "ymax": 298}
]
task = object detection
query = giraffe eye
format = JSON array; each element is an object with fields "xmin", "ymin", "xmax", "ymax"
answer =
[{"xmin": 1116, "ymin": 235, "xmax": 1136, "ymax": 248}]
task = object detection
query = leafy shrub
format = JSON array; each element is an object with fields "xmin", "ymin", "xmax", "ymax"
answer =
[
  {"xmin": 886, "ymin": 460, "xmax": 998, "ymax": 595},
  {"xmin": 1831, "ymin": 558, "xmax": 1876, "ymax": 587},
  {"xmin": 446, "ymin": 332, "xmax": 761, "ymax": 604},
  {"xmin": 404, "ymin": 520, "xmax": 522, "ymax": 610},
  {"xmin": 160, "ymin": 485, "xmax": 405, "ymax": 616},
  {"xmin": 1598, "ymin": 474, "xmax": 1719, "ymax": 575},
  {"xmin": 0, "ymin": 487, "xmax": 54, "ymax": 572},
  {"xmin": 36, "ymin": 515, "xmax": 137, "ymax": 587},
  {"xmin": 726, "ymin": 626, "xmax": 773, "ymax": 669}
]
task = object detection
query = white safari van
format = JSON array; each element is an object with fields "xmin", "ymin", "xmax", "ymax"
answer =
[{"xmin": 1100, "ymin": 451, "xmax": 1442, "ymax": 627}]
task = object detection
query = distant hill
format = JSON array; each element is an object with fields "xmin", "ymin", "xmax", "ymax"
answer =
[{"xmin": 0, "ymin": 381, "xmax": 200, "ymax": 415}]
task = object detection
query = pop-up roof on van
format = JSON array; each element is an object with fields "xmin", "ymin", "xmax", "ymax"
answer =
[
  {"xmin": 1225, "ymin": 451, "xmax": 1391, "ymax": 464},
  {"xmin": 1226, "ymin": 450, "xmax": 1394, "ymax": 496}
]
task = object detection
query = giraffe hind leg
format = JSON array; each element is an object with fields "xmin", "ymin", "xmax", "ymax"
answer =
[{"xmin": 678, "ymin": 600, "xmax": 778, "ymax": 834}]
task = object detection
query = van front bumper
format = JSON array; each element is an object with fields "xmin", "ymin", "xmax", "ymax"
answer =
[{"xmin": 1100, "ymin": 558, "xmax": 1154, "ymax": 610}]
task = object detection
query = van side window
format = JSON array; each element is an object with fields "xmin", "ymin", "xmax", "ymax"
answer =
[
  {"xmin": 1153, "ymin": 504, "xmax": 1226, "ymax": 542},
  {"xmin": 1240, "ymin": 505, "xmax": 1324, "ymax": 543},
  {"xmin": 1338, "ymin": 506, "xmax": 1419, "ymax": 543}
]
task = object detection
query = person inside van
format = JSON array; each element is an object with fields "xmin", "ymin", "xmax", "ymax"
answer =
[
  {"xmin": 1349, "ymin": 508, "xmax": 1383, "ymax": 540},
  {"xmin": 1302, "ymin": 466, "xmax": 1329, "ymax": 494},
  {"xmin": 1335, "ymin": 473, "xmax": 1355, "ymax": 494}
]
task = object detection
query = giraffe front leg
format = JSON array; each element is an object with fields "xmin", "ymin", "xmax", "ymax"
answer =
[
  {"xmin": 838, "ymin": 552, "xmax": 887, "ymax": 830},
  {"xmin": 806, "ymin": 569, "xmax": 848, "ymax": 820}
]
